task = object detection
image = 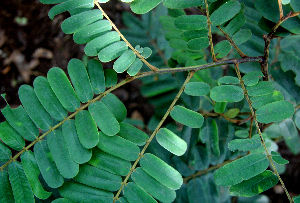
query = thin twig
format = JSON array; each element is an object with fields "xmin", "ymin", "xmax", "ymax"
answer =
[
  {"xmin": 234, "ymin": 62, "xmax": 293, "ymax": 203},
  {"xmin": 278, "ymin": 0, "xmax": 284, "ymax": 20},
  {"xmin": 113, "ymin": 71, "xmax": 195, "ymax": 202},
  {"xmin": 204, "ymin": 0, "xmax": 217, "ymax": 62},
  {"xmin": 94, "ymin": 1, "xmax": 159, "ymax": 72}
]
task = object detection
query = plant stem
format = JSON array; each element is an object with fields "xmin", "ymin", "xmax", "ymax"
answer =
[{"xmin": 113, "ymin": 71, "xmax": 195, "ymax": 202}]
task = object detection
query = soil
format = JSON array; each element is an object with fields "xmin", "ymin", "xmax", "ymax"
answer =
[{"xmin": 0, "ymin": 1, "xmax": 299, "ymax": 202}]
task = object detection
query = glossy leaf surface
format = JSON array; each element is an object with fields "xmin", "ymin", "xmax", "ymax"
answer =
[
  {"xmin": 0, "ymin": 121, "xmax": 25, "ymax": 151},
  {"xmin": 214, "ymin": 153, "xmax": 269, "ymax": 186}
]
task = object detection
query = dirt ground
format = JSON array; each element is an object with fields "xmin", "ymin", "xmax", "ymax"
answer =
[{"xmin": 0, "ymin": 0, "xmax": 299, "ymax": 202}]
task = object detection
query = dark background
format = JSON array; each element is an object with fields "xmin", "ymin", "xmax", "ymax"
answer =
[{"xmin": 0, "ymin": 0, "xmax": 299, "ymax": 202}]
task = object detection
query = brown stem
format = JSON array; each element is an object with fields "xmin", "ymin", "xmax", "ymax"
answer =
[{"xmin": 204, "ymin": 0, "xmax": 217, "ymax": 62}]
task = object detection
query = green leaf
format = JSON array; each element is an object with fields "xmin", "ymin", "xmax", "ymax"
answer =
[
  {"xmin": 291, "ymin": 0, "xmax": 300, "ymax": 12},
  {"xmin": 218, "ymin": 76, "xmax": 240, "ymax": 85},
  {"xmin": 8, "ymin": 161, "xmax": 34, "ymax": 203},
  {"xmin": 230, "ymin": 170, "xmax": 278, "ymax": 197},
  {"xmin": 228, "ymin": 138, "xmax": 261, "ymax": 152},
  {"xmin": 235, "ymin": 130, "xmax": 249, "ymax": 138},
  {"xmin": 62, "ymin": 120, "xmax": 92, "ymax": 164},
  {"xmin": 180, "ymin": 29, "xmax": 208, "ymax": 41},
  {"xmin": 101, "ymin": 93, "xmax": 127, "ymax": 122},
  {"xmin": 224, "ymin": 108, "xmax": 240, "ymax": 118},
  {"xmin": 279, "ymin": 118, "xmax": 300, "ymax": 155},
  {"xmin": 88, "ymin": 148, "xmax": 131, "ymax": 176},
  {"xmin": 123, "ymin": 182, "xmax": 157, "ymax": 203},
  {"xmin": 113, "ymin": 50, "xmax": 136, "ymax": 73},
  {"xmin": 73, "ymin": 20, "xmax": 111, "ymax": 44},
  {"xmin": 294, "ymin": 195, "xmax": 300, "ymax": 203},
  {"xmin": 18, "ymin": 85, "xmax": 53, "ymax": 131},
  {"xmin": 118, "ymin": 122, "xmax": 148, "ymax": 146},
  {"xmin": 115, "ymin": 197, "xmax": 129, "ymax": 203},
  {"xmin": 210, "ymin": 1, "xmax": 241, "ymax": 26},
  {"xmin": 242, "ymin": 71, "xmax": 264, "ymax": 86},
  {"xmin": 170, "ymin": 105, "xmax": 204, "ymax": 128},
  {"xmin": 131, "ymin": 167, "xmax": 176, "ymax": 203},
  {"xmin": 47, "ymin": 67, "xmax": 81, "ymax": 112},
  {"xmin": 251, "ymin": 91, "xmax": 284, "ymax": 109},
  {"xmin": 39, "ymin": 0, "xmax": 67, "ymax": 4},
  {"xmin": 51, "ymin": 198, "xmax": 74, "ymax": 203},
  {"xmin": 84, "ymin": 31, "xmax": 120, "ymax": 56},
  {"xmin": 156, "ymin": 128, "xmax": 187, "ymax": 156},
  {"xmin": 89, "ymin": 101, "xmax": 120, "ymax": 136},
  {"xmin": 68, "ymin": 59, "xmax": 93, "ymax": 103},
  {"xmin": 104, "ymin": 69, "xmax": 118, "ymax": 87},
  {"xmin": 159, "ymin": 16, "xmax": 178, "ymax": 31},
  {"xmin": 232, "ymin": 29, "xmax": 252, "ymax": 45},
  {"xmin": 224, "ymin": 12, "xmax": 246, "ymax": 36},
  {"xmin": 98, "ymin": 41, "xmax": 128, "ymax": 62},
  {"xmin": 20, "ymin": 151, "xmax": 52, "ymax": 199},
  {"xmin": 214, "ymin": 102, "xmax": 227, "ymax": 113},
  {"xmin": 0, "ymin": 141, "xmax": 11, "ymax": 162},
  {"xmin": 214, "ymin": 153, "xmax": 269, "ymax": 186},
  {"xmin": 0, "ymin": 121, "xmax": 25, "ymax": 151},
  {"xmin": 174, "ymin": 15, "xmax": 207, "ymax": 30},
  {"xmin": 33, "ymin": 76, "xmax": 67, "ymax": 121},
  {"xmin": 187, "ymin": 38, "xmax": 210, "ymax": 50},
  {"xmin": 130, "ymin": 0, "xmax": 162, "ymax": 14},
  {"xmin": 256, "ymin": 100, "xmax": 295, "ymax": 124},
  {"xmin": 1, "ymin": 103, "xmax": 38, "ymax": 141},
  {"xmin": 127, "ymin": 58, "xmax": 143, "ymax": 76},
  {"xmin": 75, "ymin": 110, "xmax": 99, "ymax": 149},
  {"xmin": 163, "ymin": 0, "xmax": 203, "ymax": 9},
  {"xmin": 97, "ymin": 131, "xmax": 140, "ymax": 161},
  {"xmin": 34, "ymin": 140, "xmax": 64, "ymax": 188},
  {"xmin": 210, "ymin": 119, "xmax": 220, "ymax": 157},
  {"xmin": 86, "ymin": 59, "xmax": 106, "ymax": 94},
  {"xmin": 210, "ymin": 85, "xmax": 244, "ymax": 102},
  {"xmin": 246, "ymin": 81, "xmax": 275, "ymax": 96},
  {"xmin": 73, "ymin": 164, "xmax": 122, "ymax": 191},
  {"xmin": 184, "ymin": 82, "xmax": 210, "ymax": 96},
  {"xmin": 214, "ymin": 40, "xmax": 231, "ymax": 58},
  {"xmin": 59, "ymin": 182, "xmax": 113, "ymax": 203},
  {"xmin": 141, "ymin": 47, "xmax": 152, "ymax": 59},
  {"xmin": 47, "ymin": 130, "xmax": 79, "ymax": 178},
  {"xmin": 140, "ymin": 153, "xmax": 183, "ymax": 189},
  {"xmin": 0, "ymin": 170, "xmax": 15, "ymax": 203},
  {"xmin": 170, "ymin": 39, "xmax": 188, "ymax": 49},
  {"xmin": 57, "ymin": 4, "xmax": 100, "ymax": 27},
  {"xmin": 271, "ymin": 151, "xmax": 289, "ymax": 165}
]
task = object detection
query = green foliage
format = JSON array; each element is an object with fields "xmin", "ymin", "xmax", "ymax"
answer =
[{"xmin": 1, "ymin": 0, "xmax": 300, "ymax": 202}]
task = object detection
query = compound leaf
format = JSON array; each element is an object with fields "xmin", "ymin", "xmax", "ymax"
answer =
[
  {"xmin": 75, "ymin": 110, "xmax": 99, "ymax": 149},
  {"xmin": 8, "ymin": 161, "xmax": 34, "ymax": 203},
  {"xmin": 0, "ymin": 121, "xmax": 25, "ymax": 151},
  {"xmin": 130, "ymin": 0, "xmax": 162, "ymax": 14},
  {"xmin": 89, "ymin": 101, "xmax": 120, "ymax": 136},
  {"xmin": 210, "ymin": 1, "xmax": 241, "ymax": 26},
  {"xmin": 246, "ymin": 81, "xmax": 275, "ymax": 96},
  {"xmin": 210, "ymin": 85, "xmax": 244, "ymax": 102},
  {"xmin": 131, "ymin": 167, "xmax": 176, "ymax": 203},
  {"xmin": 86, "ymin": 59, "xmax": 106, "ymax": 94},
  {"xmin": 242, "ymin": 71, "xmax": 264, "ymax": 86},
  {"xmin": 232, "ymin": 29, "xmax": 252, "ymax": 45},
  {"xmin": 73, "ymin": 164, "xmax": 122, "ymax": 191},
  {"xmin": 47, "ymin": 130, "xmax": 79, "ymax": 178},
  {"xmin": 214, "ymin": 153, "xmax": 269, "ymax": 186},
  {"xmin": 47, "ymin": 67, "xmax": 80, "ymax": 112},
  {"xmin": 0, "ymin": 170, "xmax": 14, "ymax": 203},
  {"xmin": 218, "ymin": 76, "xmax": 240, "ymax": 85},
  {"xmin": 98, "ymin": 41, "xmax": 128, "ymax": 62},
  {"xmin": 101, "ymin": 93, "xmax": 127, "ymax": 122},
  {"xmin": 62, "ymin": 120, "xmax": 92, "ymax": 164},
  {"xmin": 123, "ymin": 182, "xmax": 157, "ymax": 203},
  {"xmin": 184, "ymin": 82, "xmax": 210, "ymax": 96},
  {"xmin": 174, "ymin": 15, "xmax": 207, "ymax": 30},
  {"xmin": 251, "ymin": 91, "xmax": 284, "ymax": 109},
  {"xmin": 163, "ymin": 0, "xmax": 203, "ymax": 9},
  {"xmin": 18, "ymin": 85, "xmax": 53, "ymax": 131},
  {"xmin": 20, "ymin": 151, "xmax": 52, "ymax": 199},
  {"xmin": 279, "ymin": 118, "xmax": 300, "ymax": 155},
  {"xmin": 104, "ymin": 69, "xmax": 118, "ymax": 87},
  {"xmin": 97, "ymin": 131, "xmax": 140, "ymax": 161},
  {"xmin": 187, "ymin": 38, "xmax": 209, "ymax": 50},
  {"xmin": 113, "ymin": 50, "xmax": 136, "ymax": 73},
  {"xmin": 33, "ymin": 76, "xmax": 67, "ymax": 121},
  {"xmin": 230, "ymin": 170, "xmax": 278, "ymax": 197},
  {"xmin": 0, "ymin": 141, "xmax": 11, "ymax": 162},
  {"xmin": 60, "ymin": 7, "xmax": 101, "ymax": 31},
  {"xmin": 170, "ymin": 105, "xmax": 204, "ymax": 128},
  {"xmin": 271, "ymin": 151, "xmax": 289, "ymax": 165},
  {"xmin": 118, "ymin": 122, "xmax": 148, "ymax": 146},
  {"xmin": 214, "ymin": 40, "xmax": 231, "ymax": 58},
  {"xmin": 127, "ymin": 58, "xmax": 143, "ymax": 76},
  {"xmin": 256, "ymin": 100, "xmax": 294, "ymax": 124},
  {"xmin": 140, "ymin": 153, "xmax": 183, "ymax": 189},
  {"xmin": 68, "ymin": 59, "xmax": 93, "ymax": 103},
  {"xmin": 59, "ymin": 182, "xmax": 113, "ymax": 203},
  {"xmin": 156, "ymin": 128, "xmax": 187, "ymax": 156},
  {"xmin": 228, "ymin": 138, "xmax": 261, "ymax": 152}
]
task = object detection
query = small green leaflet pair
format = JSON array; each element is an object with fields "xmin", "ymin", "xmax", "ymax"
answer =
[{"xmin": 214, "ymin": 140, "xmax": 289, "ymax": 197}]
